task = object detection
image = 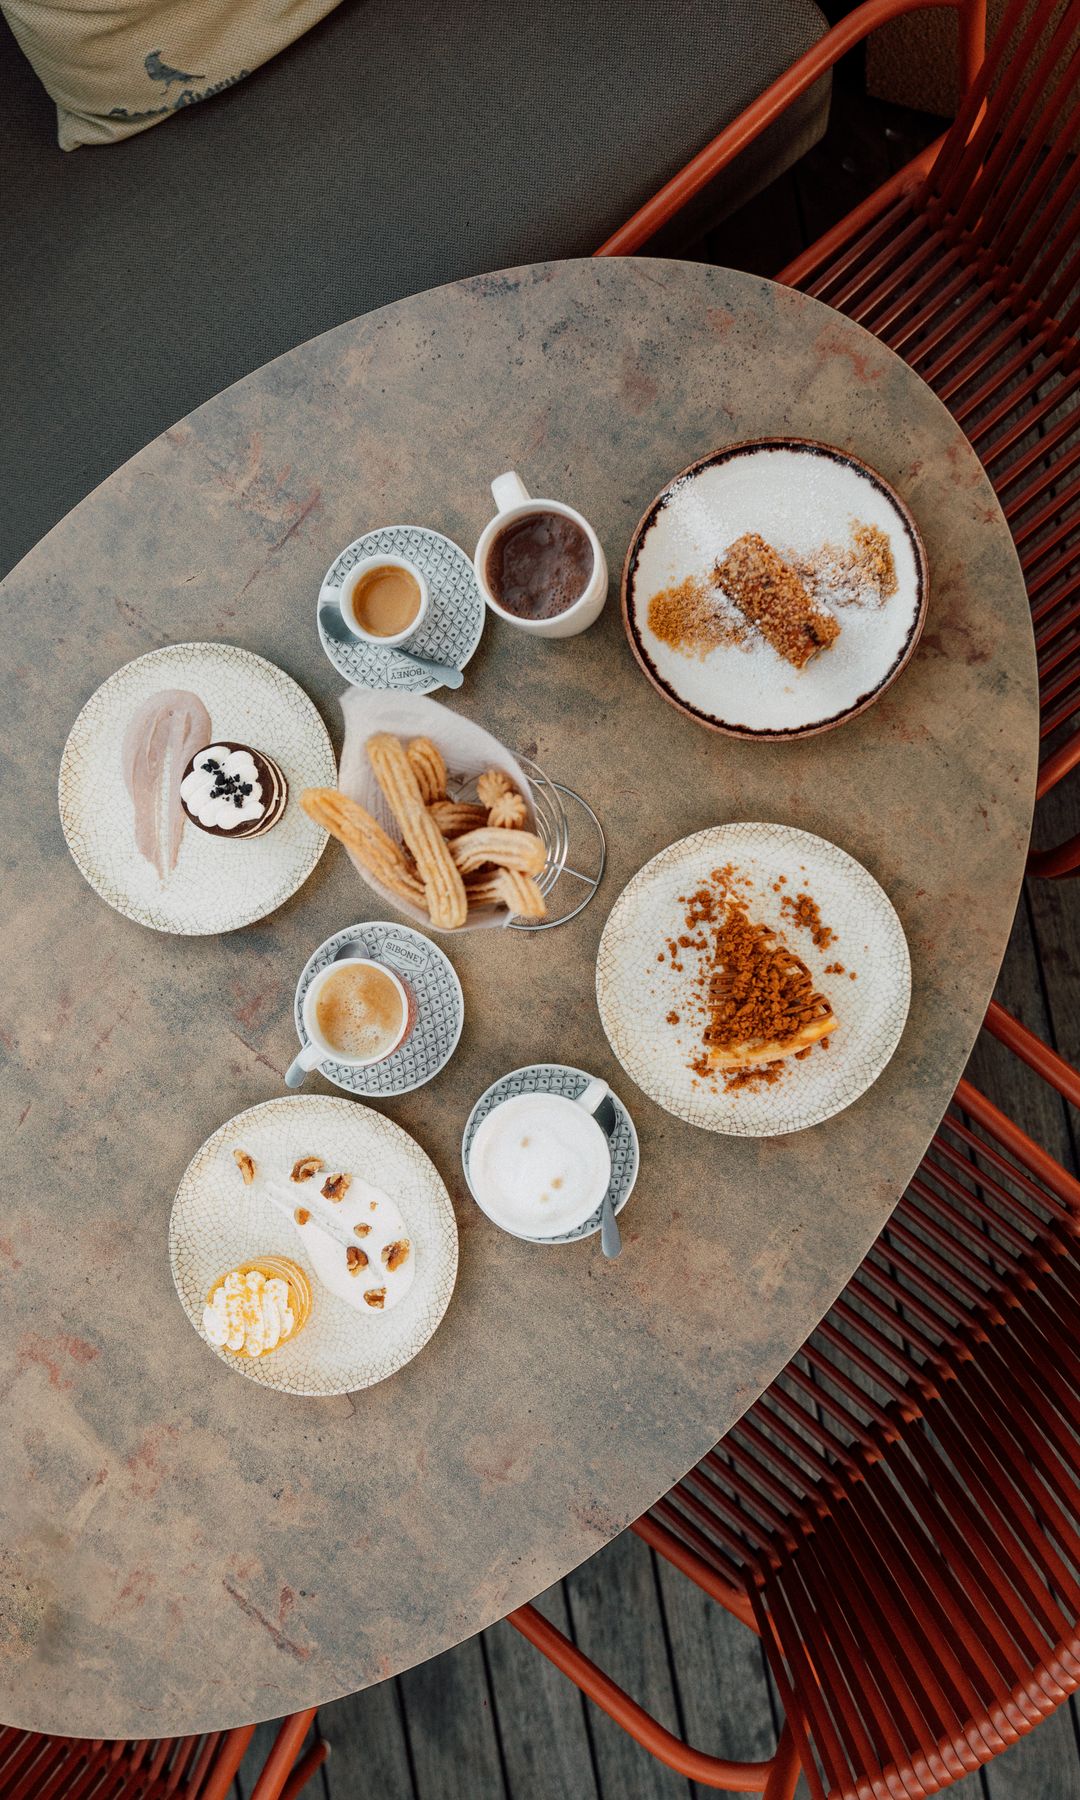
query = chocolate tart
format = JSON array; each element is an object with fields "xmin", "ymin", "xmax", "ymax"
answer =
[{"xmin": 179, "ymin": 741, "xmax": 288, "ymax": 839}]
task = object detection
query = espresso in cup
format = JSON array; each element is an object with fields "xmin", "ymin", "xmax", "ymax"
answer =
[
  {"xmin": 350, "ymin": 563, "xmax": 423, "ymax": 639},
  {"xmin": 314, "ymin": 961, "xmax": 407, "ymax": 1062},
  {"xmin": 485, "ymin": 512, "xmax": 594, "ymax": 621}
]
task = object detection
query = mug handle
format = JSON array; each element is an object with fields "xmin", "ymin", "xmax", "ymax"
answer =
[
  {"xmin": 574, "ymin": 1076, "xmax": 610, "ymax": 1116},
  {"xmin": 284, "ymin": 1039, "xmax": 324, "ymax": 1089},
  {"xmin": 491, "ymin": 470, "xmax": 531, "ymax": 515}
]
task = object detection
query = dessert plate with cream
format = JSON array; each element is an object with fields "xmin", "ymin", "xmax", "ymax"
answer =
[
  {"xmin": 292, "ymin": 922, "xmax": 464, "ymax": 1097},
  {"xmin": 462, "ymin": 1065, "xmax": 639, "ymax": 1244},
  {"xmin": 59, "ymin": 642, "xmax": 336, "ymax": 933},
  {"xmin": 170, "ymin": 1095, "xmax": 458, "ymax": 1395},
  {"xmin": 319, "ymin": 526, "xmax": 485, "ymax": 693},
  {"xmin": 596, "ymin": 823, "xmax": 910, "ymax": 1137},
  {"xmin": 623, "ymin": 439, "xmax": 928, "ymax": 740}
]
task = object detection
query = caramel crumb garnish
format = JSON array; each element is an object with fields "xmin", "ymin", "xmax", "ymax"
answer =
[
  {"xmin": 233, "ymin": 1149, "xmax": 256, "ymax": 1185},
  {"xmin": 291, "ymin": 1156, "xmax": 325, "ymax": 1183}
]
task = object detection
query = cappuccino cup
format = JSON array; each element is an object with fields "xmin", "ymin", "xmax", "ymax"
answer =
[
  {"xmin": 467, "ymin": 1077, "xmax": 612, "ymax": 1239},
  {"xmin": 285, "ymin": 956, "xmax": 414, "ymax": 1086}
]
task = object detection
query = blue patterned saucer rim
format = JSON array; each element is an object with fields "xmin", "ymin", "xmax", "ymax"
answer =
[
  {"xmin": 317, "ymin": 526, "xmax": 485, "ymax": 693},
  {"xmin": 294, "ymin": 921, "xmax": 464, "ymax": 1097},
  {"xmin": 460, "ymin": 1063, "xmax": 639, "ymax": 1244}
]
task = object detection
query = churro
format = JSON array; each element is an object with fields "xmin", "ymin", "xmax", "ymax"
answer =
[
  {"xmin": 450, "ymin": 826, "xmax": 546, "ymax": 876},
  {"xmin": 428, "ymin": 800, "xmax": 489, "ymax": 836},
  {"xmin": 300, "ymin": 788, "xmax": 426, "ymax": 905},
  {"xmin": 477, "ymin": 767, "xmax": 512, "ymax": 808},
  {"xmin": 488, "ymin": 790, "xmax": 527, "ymax": 830},
  {"xmin": 493, "ymin": 868, "xmax": 547, "ymax": 919},
  {"xmin": 406, "ymin": 737, "xmax": 448, "ymax": 804},
  {"xmin": 366, "ymin": 733, "xmax": 468, "ymax": 929}
]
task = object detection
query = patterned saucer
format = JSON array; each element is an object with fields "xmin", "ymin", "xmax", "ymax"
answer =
[
  {"xmin": 318, "ymin": 526, "xmax": 485, "ymax": 693},
  {"xmin": 461, "ymin": 1064, "xmax": 639, "ymax": 1244},
  {"xmin": 169, "ymin": 1095, "xmax": 458, "ymax": 1396},
  {"xmin": 294, "ymin": 921, "xmax": 464, "ymax": 1096}
]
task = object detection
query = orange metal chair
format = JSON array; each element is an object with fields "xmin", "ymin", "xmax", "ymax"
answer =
[
  {"xmin": 0, "ymin": 1707, "xmax": 325, "ymax": 1800},
  {"xmin": 598, "ymin": 0, "xmax": 1080, "ymax": 877},
  {"xmin": 510, "ymin": 1000, "xmax": 1080, "ymax": 1795}
]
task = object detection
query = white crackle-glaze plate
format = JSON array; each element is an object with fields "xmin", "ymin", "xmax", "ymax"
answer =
[
  {"xmin": 59, "ymin": 642, "xmax": 336, "ymax": 934},
  {"xmin": 318, "ymin": 527, "xmax": 485, "ymax": 692},
  {"xmin": 169, "ymin": 1096, "xmax": 458, "ymax": 1395},
  {"xmin": 623, "ymin": 440, "xmax": 928, "ymax": 740},
  {"xmin": 596, "ymin": 824, "xmax": 910, "ymax": 1136}
]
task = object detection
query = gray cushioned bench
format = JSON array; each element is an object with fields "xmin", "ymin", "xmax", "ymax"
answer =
[{"xmin": 1, "ymin": 0, "xmax": 828, "ymax": 575}]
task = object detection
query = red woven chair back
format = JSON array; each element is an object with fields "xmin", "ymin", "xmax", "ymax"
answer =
[
  {"xmin": 0, "ymin": 1727, "xmax": 249, "ymax": 1800},
  {"xmin": 656, "ymin": 1068, "xmax": 1080, "ymax": 1797}
]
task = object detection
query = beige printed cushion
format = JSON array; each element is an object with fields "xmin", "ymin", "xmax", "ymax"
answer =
[{"xmin": 2, "ymin": 0, "xmax": 343, "ymax": 149}]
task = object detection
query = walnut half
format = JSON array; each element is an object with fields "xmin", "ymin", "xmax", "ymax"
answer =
[
  {"xmin": 346, "ymin": 1246, "xmax": 368, "ymax": 1273},
  {"xmin": 290, "ymin": 1156, "xmax": 325, "ymax": 1183},
  {"xmin": 322, "ymin": 1173, "xmax": 352, "ymax": 1204},
  {"xmin": 363, "ymin": 1288, "xmax": 387, "ymax": 1309},
  {"xmin": 382, "ymin": 1240, "xmax": 411, "ymax": 1273},
  {"xmin": 232, "ymin": 1149, "xmax": 256, "ymax": 1185}
]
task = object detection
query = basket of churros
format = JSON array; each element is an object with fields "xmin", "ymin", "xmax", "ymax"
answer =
[{"xmin": 300, "ymin": 693, "xmax": 574, "ymax": 930}]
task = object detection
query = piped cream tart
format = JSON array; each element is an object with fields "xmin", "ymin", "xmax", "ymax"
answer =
[
  {"xmin": 180, "ymin": 742, "xmax": 288, "ymax": 839},
  {"xmin": 203, "ymin": 1257, "xmax": 311, "ymax": 1358}
]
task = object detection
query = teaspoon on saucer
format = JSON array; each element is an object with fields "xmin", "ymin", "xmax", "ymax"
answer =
[
  {"xmin": 592, "ymin": 1093, "xmax": 623, "ymax": 1259},
  {"xmin": 318, "ymin": 604, "xmax": 464, "ymax": 689}
]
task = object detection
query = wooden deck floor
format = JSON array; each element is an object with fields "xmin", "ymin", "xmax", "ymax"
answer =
[{"xmin": 235, "ymin": 82, "xmax": 1080, "ymax": 1800}]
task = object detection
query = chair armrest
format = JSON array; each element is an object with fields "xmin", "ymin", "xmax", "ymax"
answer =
[{"xmin": 596, "ymin": 0, "xmax": 986, "ymax": 256}]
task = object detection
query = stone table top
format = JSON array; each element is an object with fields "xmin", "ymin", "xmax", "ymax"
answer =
[{"xmin": 0, "ymin": 258, "xmax": 1036, "ymax": 1738}]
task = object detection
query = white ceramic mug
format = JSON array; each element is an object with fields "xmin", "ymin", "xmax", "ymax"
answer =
[
  {"xmin": 474, "ymin": 472, "xmax": 608, "ymax": 639},
  {"xmin": 467, "ymin": 1077, "xmax": 612, "ymax": 1240},
  {"xmin": 284, "ymin": 957, "xmax": 414, "ymax": 1087},
  {"xmin": 339, "ymin": 553, "xmax": 430, "ymax": 648}
]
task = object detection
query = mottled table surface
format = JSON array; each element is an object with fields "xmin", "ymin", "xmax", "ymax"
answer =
[{"xmin": 0, "ymin": 259, "xmax": 1036, "ymax": 1738}]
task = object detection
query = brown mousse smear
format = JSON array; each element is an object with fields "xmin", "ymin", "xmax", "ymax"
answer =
[{"xmin": 121, "ymin": 689, "xmax": 212, "ymax": 879}]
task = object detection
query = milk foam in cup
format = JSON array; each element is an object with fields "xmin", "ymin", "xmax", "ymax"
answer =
[{"xmin": 468, "ymin": 1078, "xmax": 612, "ymax": 1239}]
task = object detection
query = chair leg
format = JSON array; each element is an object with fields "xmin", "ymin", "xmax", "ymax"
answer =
[
  {"xmin": 763, "ymin": 1724, "xmax": 802, "ymax": 1800},
  {"xmin": 248, "ymin": 1711, "xmax": 319, "ymax": 1800},
  {"xmin": 280, "ymin": 1739, "xmax": 329, "ymax": 1800},
  {"xmin": 508, "ymin": 1602, "xmax": 801, "ymax": 1792}
]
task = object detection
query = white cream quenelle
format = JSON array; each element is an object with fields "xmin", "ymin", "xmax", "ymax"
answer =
[{"xmin": 288, "ymin": 1175, "xmax": 415, "ymax": 1313}]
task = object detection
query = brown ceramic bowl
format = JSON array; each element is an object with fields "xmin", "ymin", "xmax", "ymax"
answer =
[{"xmin": 621, "ymin": 437, "xmax": 929, "ymax": 741}]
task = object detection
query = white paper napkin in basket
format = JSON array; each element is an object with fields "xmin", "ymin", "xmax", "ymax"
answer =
[{"xmin": 338, "ymin": 690, "xmax": 538, "ymax": 931}]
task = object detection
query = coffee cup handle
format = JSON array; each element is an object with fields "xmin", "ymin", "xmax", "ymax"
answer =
[
  {"xmin": 284, "ymin": 1040, "xmax": 324, "ymax": 1089},
  {"xmin": 491, "ymin": 470, "xmax": 531, "ymax": 515},
  {"xmin": 574, "ymin": 1076, "xmax": 610, "ymax": 1117}
]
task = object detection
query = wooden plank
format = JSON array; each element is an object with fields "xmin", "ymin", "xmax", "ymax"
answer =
[
  {"xmin": 482, "ymin": 1581, "xmax": 601, "ymax": 1800},
  {"xmin": 652, "ymin": 1552, "xmax": 777, "ymax": 1768},
  {"xmin": 396, "ymin": 1636, "xmax": 507, "ymax": 1800},
  {"xmin": 562, "ymin": 1531, "xmax": 693, "ymax": 1800},
  {"xmin": 983, "ymin": 1703, "xmax": 1080, "ymax": 1800},
  {"xmin": 319, "ymin": 1678, "xmax": 415, "ymax": 1800}
]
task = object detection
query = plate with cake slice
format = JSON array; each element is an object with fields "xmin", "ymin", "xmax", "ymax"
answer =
[
  {"xmin": 596, "ymin": 822, "xmax": 910, "ymax": 1135},
  {"xmin": 622, "ymin": 439, "xmax": 928, "ymax": 739}
]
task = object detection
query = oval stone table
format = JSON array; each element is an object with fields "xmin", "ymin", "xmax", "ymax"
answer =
[{"xmin": 0, "ymin": 259, "xmax": 1037, "ymax": 1738}]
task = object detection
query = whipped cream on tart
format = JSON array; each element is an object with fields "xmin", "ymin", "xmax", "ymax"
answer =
[
  {"xmin": 180, "ymin": 742, "xmax": 288, "ymax": 839},
  {"xmin": 202, "ymin": 1257, "xmax": 311, "ymax": 1358}
]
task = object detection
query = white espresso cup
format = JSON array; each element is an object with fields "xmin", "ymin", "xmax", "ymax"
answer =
[
  {"xmin": 339, "ymin": 553, "xmax": 430, "ymax": 648},
  {"xmin": 474, "ymin": 472, "xmax": 608, "ymax": 639},
  {"xmin": 285, "ymin": 956, "xmax": 414, "ymax": 1087},
  {"xmin": 467, "ymin": 1077, "xmax": 612, "ymax": 1240}
]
